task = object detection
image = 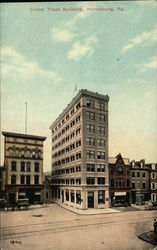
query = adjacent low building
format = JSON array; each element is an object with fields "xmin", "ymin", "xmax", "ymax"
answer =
[
  {"xmin": 109, "ymin": 154, "xmax": 131, "ymax": 206},
  {"xmin": 2, "ymin": 131, "xmax": 46, "ymax": 205},
  {"xmin": 130, "ymin": 159, "xmax": 150, "ymax": 204},
  {"xmin": 0, "ymin": 165, "xmax": 5, "ymax": 198}
]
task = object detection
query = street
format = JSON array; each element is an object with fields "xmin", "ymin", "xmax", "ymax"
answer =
[{"xmin": 0, "ymin": 204, "xmax": 157, "ymax": 250}]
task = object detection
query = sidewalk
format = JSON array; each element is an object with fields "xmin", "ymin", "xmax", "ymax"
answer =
[{"xmin": 54, "ymin": 201, "xmax": 120, "ymax": 215}]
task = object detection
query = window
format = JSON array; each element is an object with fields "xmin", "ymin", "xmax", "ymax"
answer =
[
  {"xmin": 26, "ymin": 162, "xmax": 31, "ymax": 172},
  {"xmin": 127, "ymin": 179, "xmax": 130, "ymax": 187},
  {"xmin": 86, "ymin": 150, "xmax": 95, "ymax": 159},
  {"xmin": 9, "ymin": 148, "xmax": 13, "ymax": 156},
  {"xmin": 11, "ymin": 175, "xmax": 16, "ymax": 184},
  {"xmin": 76, "ymin": 179, "xmax": 81, "ymax": 185},
  {"xmin": 86, "ymin": 177, "xmax": 95, "ymax": 185},
  {"xmin": 97, "ymin": 114, "xmax": 105, "ymax": 122},
  {"xmin": 70, "ymin": 120, "xmax": 75, "ymax": 127},
  {"xmin": 21, "ymin": 175, "xmax": 25, "ymax": 184},
  {"xmin": 76, "ymin": 140, "xmax": 81, "ymax": 147},
  {"xmin": 86, "ymin": 137, "xmax": 95, "ymax": 146},
  {"xmin": 76, "ymin": 152, "xmax": 81, "ymax": 160},
  {"xmin": 66, "ymin": 114, "xmax": 69, "ymax": 120},
  {"xmin": 71, "ymin": 108, "xmax": 75, "ymax": 115},
  {"xmin": 26, "ymin": 150, "xmax": 30, "ymax": 158},
  {"xmin": 86, "ymin": 111, "xmax": 95, "ymax": 120},
  {"xmin": 70, "ymin": 179, "xmax": 75, "ymax": 185},
  {"xmin": 97, "ymin": 139, "xmax": 105, "ymax": 147},
  {"xmin": 97, "ymin": 164, "xmax": 105, "ymax": 172},
  {"xmin": 21, "ymin": 150, "xmax": 25, "ymax": 158},
  {"xmin": 97, "ymin": 126, "xmax": 105, "ymax": 134},
  {"xmin": 86, "ymin": 99, "xmax": 94, "ymax": 108},
  {"xmin": 34, "ymin": 162, "xmax": 39, "ymax": 172},
  {"xmin": 86, "ymin": 124, "xmax": 95, "ymax": 133},
  {"xmin": 11, "ymin": 161, "xmax": 16, "ymax": 171},
  {"xmin": 66, "ymin": 190, "xmax": 69, "ymax": 201},
  {"xmin": 143, "ymin": 172, "xmax": 146, "ymax": 178},
  {"xmin": 98, "ymin": 102, "xmax": 105, "ymax": 111},
  {"xmin": 32, "ymin": 151, "xmax": 36, "ymax": 158},
  {"xmin": 15, "ymin": 149, "xmax": 19, "ymax": 157},
  {"xmin": 132, "ymin": 183, "xmax": 135, "ymax": 189},
  {"xmin": 151, "ymin": 182, "xmax": 156, "ymax": 190},
  {"xmin": 21, "ymin": 162, "xmax": 25, "ymax": 172},
  {"xmin": 151, "ymin": 172, "xmax": 156, "ymax": 179},
  {"xmin": 26, "ymin": 175, "xmax": 30, "ymax": 185},
  {"xmin": 142, "ymin": 183, "xmax": 146, "ymax": 189},
  {"xmin": 151, "ymin": 193, "xmax": 156, "ymax": 202},
  {"xmin": 76, "ymin": 191, "xmax": 81, "ymax": 204},
  {"xmin": 137, "ymin": 172, "xmax": 140, "ymax": 177},
  {"xmin": 76, "ymin": 127, "xmax": 81, "ymax": 135},
  {"xmin": 76, "ymin": 102, "xmax": 80, "ymax": 110},
  {"xmin": 71, "ymin": 190, "xmax": 74, "ymax": 202},
  {"xmin": 76, "ymin": 115, "xmax": 81, "ymax": 123},
  {"xmin": 70, "ymin": 167, "xmax": 75, "ymax": 173},
  {"xmin": 132, "ymin": 171, "xmax": 135, "ymax": 177},
  {"xmin": 34, "ymin": 175, "xmax": 39, "ymax": 184},
  {"xmin": 86, "ymin": 164, "xmax": 95, "ymax": 172},
  {"xmin": 76, "ymin": 166, "xmax": 81, "ymax": 172},
  {"xmin": 97, "ymin": 177, "xmax": 105, "ymax": 185},
  {"xmin": 98, "ymin": 190, "xmax": 105, "ymax": 204},
  {"xmin": 97, "ymin": 151, "xmax": 105, "ymax": 160},
  {"xmin": 111, "ymin": 179, "xmax": 114, "ymax": 187}
]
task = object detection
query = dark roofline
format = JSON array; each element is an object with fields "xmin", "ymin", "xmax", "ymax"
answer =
[
  {"xmin": 2, "ymin": 131, "xmax": 46, "ymax": 141},
  {"xmin": 50, "ymin": 89, "xmax": 109, "ymax": 130}
]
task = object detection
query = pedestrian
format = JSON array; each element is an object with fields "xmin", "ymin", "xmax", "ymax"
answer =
[{"xmin": 153, "ymin": 219, "xmax": 157, "ymax": 233}]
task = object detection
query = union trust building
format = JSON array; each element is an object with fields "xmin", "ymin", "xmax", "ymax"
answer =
[{"xmin": 50, "ymin": 89, "xmax": 110, "ymax": 209}]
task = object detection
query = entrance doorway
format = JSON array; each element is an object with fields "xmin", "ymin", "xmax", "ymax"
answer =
[
  {"xmin": 62, "ymin": 190, "xmax": 64, "ymax": 203},
  {"xmin": 9, "ymin": 192, "xmax": 16, "ymax": 205},
  {"xmin": 88, "ymin": 192, "xmax": 94, "ymax": 208}
]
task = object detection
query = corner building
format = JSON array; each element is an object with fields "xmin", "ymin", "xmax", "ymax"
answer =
[{"xmin": 50, "ymin": 89, "xmax": 110, "ymax": 209}]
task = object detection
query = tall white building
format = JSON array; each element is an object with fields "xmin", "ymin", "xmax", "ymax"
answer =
[{"xmin": 50, "ymin": 89, "xmax": 110, "ymax": 209}]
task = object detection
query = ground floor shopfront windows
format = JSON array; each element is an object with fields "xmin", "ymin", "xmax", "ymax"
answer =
[
  {"xmin": 5, "ymin": 185, "xmax": 44, "ymax": 205},
  {"xmin": 52, "ymin": 187, "xmax": 108, "ymax": 209},
  {"xmin": 110, "ymin": 191, "xmax": 130, "ymax": 207}
]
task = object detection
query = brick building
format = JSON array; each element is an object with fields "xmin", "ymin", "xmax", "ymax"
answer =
[
  {"xmin": 2, "ymin": 132, "xmax": 46, "ymax": 205},
  {"xmin": 109, "ymin": 153, "xmax": 131, "ymax": 206},
  {"xmin": 50, "ymin": 89, "xmax": 110, "ymax": 209}
]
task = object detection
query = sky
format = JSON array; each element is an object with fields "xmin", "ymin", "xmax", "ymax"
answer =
[{"xmin": 0, "ymin": 1, "xmax": 157, "ymax": 171}]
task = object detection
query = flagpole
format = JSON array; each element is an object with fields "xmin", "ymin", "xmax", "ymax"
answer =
[{"xmin": 25, "ymin": 102, "xmax": 27, "ymax": 134}]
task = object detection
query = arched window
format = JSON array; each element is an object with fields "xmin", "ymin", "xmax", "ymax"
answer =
[
  {"xmin": 15, "ymin": 149, "xmax": 19, "ymax": 157},
  {"xmin": 26, "ymin": 150, "xmax": 30, "ymax": 158},
  {"xmin": 21, "ymin": 150, "xmax": 25, "ymax": 157},
  {"xmin": 32, "ymin": 151, "xmax": 36, "ymax": 158},
  {"xmin": 9, "ymin": 148, "xmax": 13, "ymax": 156}
]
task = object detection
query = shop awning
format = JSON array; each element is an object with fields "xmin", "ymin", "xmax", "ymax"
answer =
[{"xmin": 115, "ymin": 192, "xmax": 126, "ymax": 196}]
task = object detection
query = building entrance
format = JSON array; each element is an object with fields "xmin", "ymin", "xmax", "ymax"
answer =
[
  {"xmin": 88, "ymin": 192, "xmax": 94, "ymax": 208},
  {"xmin": 62, "ymin": 190, "xmax": 64, "ymax": 203}
]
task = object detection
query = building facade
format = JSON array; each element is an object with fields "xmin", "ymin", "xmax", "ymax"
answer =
[
  {"xmin": 109, "ymin": 154, "xmax": 131, "ymax": 206},
  {"xmin": 130, "ymin": 160, "xmax": 150, "ymax": 204},
  {"xmin": 50, "ymin": 89, "xmax": 110, "ymax": 209},
  {"xmin": 146, "ymin": 163, "xmax": 157, "ymax": 203},
  {"xmin": 2, "ymin": 132, "xmax": 46, "ymax": 205}
]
